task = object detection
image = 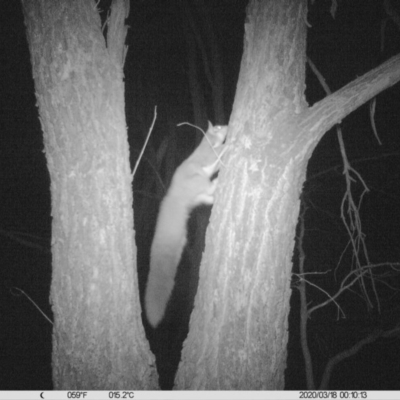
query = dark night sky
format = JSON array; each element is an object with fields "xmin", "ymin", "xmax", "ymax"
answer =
[{"xmin": 1, "ymin": 0, "xmax": 400, "ymax": 391}]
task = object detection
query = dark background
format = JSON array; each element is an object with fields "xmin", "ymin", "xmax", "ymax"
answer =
[{"xmin": 1, "ymin": 0, "xmax": 400, "ymax": 390}]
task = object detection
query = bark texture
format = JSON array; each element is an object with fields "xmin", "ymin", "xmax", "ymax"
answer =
[
  {"xmin": 175, "ymin": 0, "xmax": 400, "ymax": 389},
  {"xmin": 22, "ymin": 0, "xmax": 157, "ymax": 389},
  {"xmin": 176, "ymin": 0, "xmax": 309, "ymax": 389}
]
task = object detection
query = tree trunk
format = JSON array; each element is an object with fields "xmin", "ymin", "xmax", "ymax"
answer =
[
  {"xmin": 21, "ymin": 0, "xmax": 157, "ymax": 389},
  {"xmin": 175, "ymin": 0, "xmax": 309, "ymax": 389},
  {"xmin": 175, "ymin": 0, "xmax": 400, "ymax": 389}
]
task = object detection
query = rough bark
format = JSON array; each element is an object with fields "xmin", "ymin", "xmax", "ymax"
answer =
[
  {"xmin": 21, "ymin": 0, "xmax": 157, "ymax": 389},
  {"xmin": 176, "ymin": 0, "xmax": 400, "ymax": 389},
  {"xmin": 175, "ymin": 0, "xmax": 308, "ymax": 389}
]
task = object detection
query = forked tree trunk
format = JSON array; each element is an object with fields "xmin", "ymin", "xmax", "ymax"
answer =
[
  {"xmin": 22, "ymin": 0, "xmax": 157, "ymax": 389},
  {"xmin": 175, "ymin": 0, "xmax": 400, "ymax": 389}
]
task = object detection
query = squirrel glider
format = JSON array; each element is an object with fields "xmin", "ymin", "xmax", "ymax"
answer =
[{"xmin": 144, "ymin": 122, "xmax": 228, "ymax": 328}]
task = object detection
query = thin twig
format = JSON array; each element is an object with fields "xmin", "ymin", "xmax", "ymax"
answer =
[
  {"xmin": 10, "ymin": 287, "xmax": 53, "ymax": 325},
  {"xmin": 132, "ymin": 106, "xmax": 157, "ymax": 178}
]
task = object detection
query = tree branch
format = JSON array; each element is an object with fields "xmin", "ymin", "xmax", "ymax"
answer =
[
  {"xmin": 295, "ymin": 54, "xmax": 400, "ymax": 147},
  {"xmin": 108, "ymin": 0, "xmax": 130, "ymax": 66},
  {"xmin": 319, "ymin": 329, "xmax": 383, "ymax": 390}
]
